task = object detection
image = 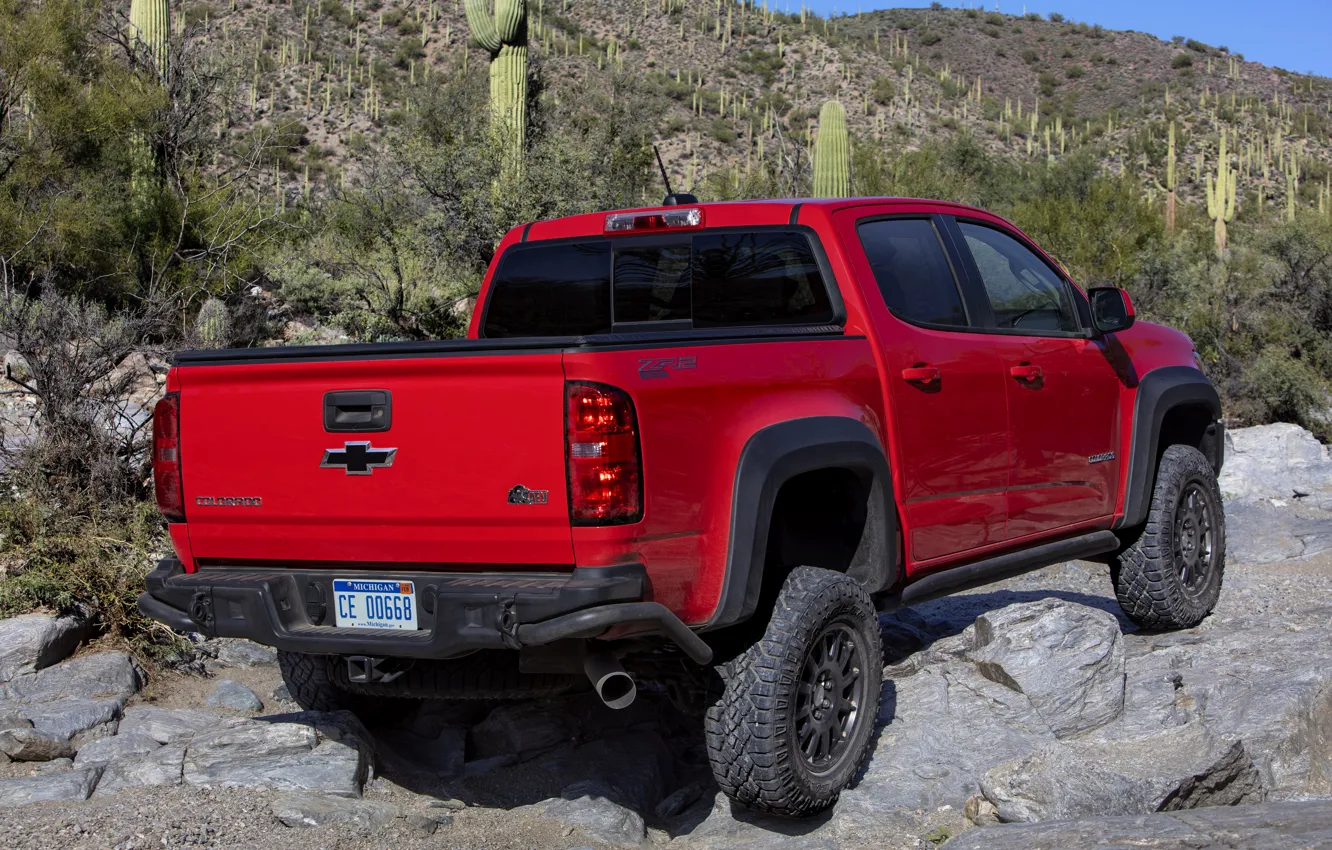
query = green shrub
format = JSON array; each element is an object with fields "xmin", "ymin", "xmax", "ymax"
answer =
[
  {"xmin": 1066, "ymin": 64, "xmax": 1085, "ymax": 79},
  {"xmin": 1172, "ymin": 52, "xmax": 1194, "ymax": 69}
]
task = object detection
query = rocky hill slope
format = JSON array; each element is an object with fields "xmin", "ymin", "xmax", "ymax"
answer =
[{"xmin": 205, "ymin": 0, "xmax": 1332, "ymax": 205}]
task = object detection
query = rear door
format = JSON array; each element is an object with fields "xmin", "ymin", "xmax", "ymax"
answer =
[
  {"xmin": 836, "ymin": 209, "xmax": 1010, "ymax": 565},
  {"xmin": 946, "ymin": 217, "xmax": 1123, "ymax": 538}
]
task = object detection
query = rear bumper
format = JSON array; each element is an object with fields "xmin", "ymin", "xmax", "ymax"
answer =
[{"xmin": 138, "ymin": 559, "xmax": 711, "ymax": 664}]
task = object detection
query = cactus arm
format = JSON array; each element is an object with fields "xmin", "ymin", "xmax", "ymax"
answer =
[
  {"xmin": 494, "ymin": 0, "xmax": 525, "ymax": 45},
  {"xmin": 129, "ymin": 0, "xmax": 170, "ymax": 75},
  {"xmin": 464, "ymin": 0, "xmax": 502, "ymax": 53}
]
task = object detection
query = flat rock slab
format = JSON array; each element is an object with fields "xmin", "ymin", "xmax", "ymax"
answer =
[
  {"xmin": 26, "ymin": 697, "xmax": 121, "ymax": 742},
  {"xmin": 119, "ymin": 706, "xmax": 244, "ymax": 745},
  {"xmin": 271, "ymin": 792, "xmax": 400, "ymax": 829},
  {"xmin": 213, "ymin": 640, "xmax": 278, "ymax": 668},
  {"xmin": 1226, "ymin": 500, "xmax": 1332, "ymax": 564},
  {"xmin": 980, "ymin": 725, "xmax": 1265, "ymax": 823},
  {"xmin": 1219, "ymin": 423, "xmax": 1332, "ymax": 502},
  {"xmin": 74, "ymin": 731, "xmax": 163, "ymax": 768},
  {"xmin": 0, "ymin": 613, "xmax": 89, "ymax": 683},
  {"xmin": 182, "ymin": 712, "xmax": 370, "ymax": 797},
  {"xmin": 0, "ymin": 767, "xmax": 101, "ymax": 807},
  {"xmin": 942, "ymin": 798, "xmax": 1332, "ymax": 849},
  {"xmin": 0, "ymin": 652, "xmax": 140, "ymax": 706},
  {"xmin": 92, "ymin": 745, "xmax": 186, "ymax": 797}
]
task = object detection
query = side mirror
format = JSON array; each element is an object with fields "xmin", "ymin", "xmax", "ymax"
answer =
[{"xmin": 1088, "ymin": 286, "xmax": 1135, "ymax": 334}]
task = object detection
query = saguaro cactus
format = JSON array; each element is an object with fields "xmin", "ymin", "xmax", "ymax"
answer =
[
  {"xmin": 129, "ymin": 0, "xmax": 170, "ymax": 75},
  {"xmin": 465, "ymin": 0, "xmax": 527, "ymax": 170},
  {"xmin": 813, "ymin": 100, "xmax": 850, "ymax": 198},
  {"xmin": 194, "ymin": 297, "xmax": 231, "ymax": 349},
  {"xmin": 1164, "ymin": 122, "xmax": 1177, "ymax": 233},
  {"xmin": 1206, "ymin": 133, "xmax": 1237, "ymax": 256}
]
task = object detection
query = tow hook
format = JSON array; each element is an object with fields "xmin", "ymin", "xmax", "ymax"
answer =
[
  {"xmin": 496, "ymin": 597, "xmax": 522, "ymax": 649},
  {"xmin": 346, "ymin": 655, "xmax": 411, "ymax": 684}
]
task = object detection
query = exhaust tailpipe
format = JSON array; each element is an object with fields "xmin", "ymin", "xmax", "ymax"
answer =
[{"xmin": 584, "ymin": 652, "xmax": 636, "ymax": 710}]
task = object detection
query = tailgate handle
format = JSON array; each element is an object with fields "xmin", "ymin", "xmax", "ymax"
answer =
[{"xmin": 324, "ymin": 390, "xmax": 392, "ymax": 432}]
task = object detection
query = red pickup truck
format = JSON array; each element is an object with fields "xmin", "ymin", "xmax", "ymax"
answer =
[{"xmin": 140, "ymin": 197, "xmax": 1226, "ymax": 816}]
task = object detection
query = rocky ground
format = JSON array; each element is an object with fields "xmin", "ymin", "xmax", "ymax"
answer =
[{"xmin": 0, "ymin": 423, "xmax": 1329, "ymax": 849}]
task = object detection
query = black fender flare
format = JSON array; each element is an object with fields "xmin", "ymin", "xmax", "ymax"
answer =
[
  {"xmin": 703, "ymin": 416, "xmax": 897, "ymax": 631},
  {"xmin": 1116, "ymin": 365, "xmax": 1224, "ymax": 530}
]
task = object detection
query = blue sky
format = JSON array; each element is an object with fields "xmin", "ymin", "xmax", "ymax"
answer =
[{"xmin": 798, "ymin": 1, "xmax": 1332, "ymax": 79}]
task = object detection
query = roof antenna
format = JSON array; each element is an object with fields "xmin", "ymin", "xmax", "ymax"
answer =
[{"xmin": 654, "ymin": 144, "xmax": 698, "ymax": 207}]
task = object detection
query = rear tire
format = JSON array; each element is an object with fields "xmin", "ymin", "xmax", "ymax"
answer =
[
  {"xmin": 1112, "ymin": 444, "xmax": 1225, "ymax": 631},
  {"xmin": 704, "ymin": 567, "xmax": 882, "ymax": 817},
  {"xmin": 277, "ymin": 651, "xmax": 419, "ymax": 725}
]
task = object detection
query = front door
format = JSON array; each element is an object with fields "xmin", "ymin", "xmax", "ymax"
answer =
[
  {"xmin": 948, "ymin": 218, "xmax": 1123, "ymax": 539},
  {"xmin": 837, "ymin": 211, "xmax": 1010, "ymax": 566}
]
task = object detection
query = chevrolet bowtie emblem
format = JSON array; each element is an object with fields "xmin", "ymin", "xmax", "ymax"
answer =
[{"xmin": 321, "ymin": 442, "xmax": 397, "ymax": 475}]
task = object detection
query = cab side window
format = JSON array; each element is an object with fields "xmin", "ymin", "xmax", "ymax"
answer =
[
  {"xmin": 956, "ymin": 222, "xmax": 1078, "ymax": 333},
  {"xmin": 858, "ymin": 218, "xmax": 968, "ymax": 328}
]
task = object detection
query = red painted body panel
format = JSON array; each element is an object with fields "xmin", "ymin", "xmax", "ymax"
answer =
[
  {"xmin": 175, "ymin": 353, "xmax": 575, "ymax": 568},
  {"xmin": 166, "ymin": 197, "xmax": 1204, "ymax": 629}
]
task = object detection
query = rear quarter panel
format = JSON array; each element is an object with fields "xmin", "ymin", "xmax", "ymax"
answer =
[{"xmin": 563, "ymin": 336, "xmax": 883, "ymax": 625}]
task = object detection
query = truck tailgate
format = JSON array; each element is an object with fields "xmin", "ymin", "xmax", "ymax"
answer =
[{"xmin": 176, "ymin": 349, "xmax": 574, "ymax": 568}]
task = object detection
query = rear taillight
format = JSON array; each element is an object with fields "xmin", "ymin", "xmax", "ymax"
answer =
[
  {"xmin": 153, "ymin": 392, "xmax": 185, "ymax": 523},
  {"xmin": 566, "ymin": 382, "xmax": 643, "ymax": 525}
]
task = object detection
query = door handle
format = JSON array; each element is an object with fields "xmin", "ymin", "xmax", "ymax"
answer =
[
  {"xmin": 1009, "ymin": 364, "xmax": 1042, "ymax": 382},
  {"xmin": 901, "ymin": 366, "xmax": 940, "ymax": 384}
]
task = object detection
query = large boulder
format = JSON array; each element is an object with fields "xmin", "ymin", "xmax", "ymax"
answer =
[
  {"xmin": 469, "ymin": 702, "xmax": 575, "ymax": 759},
  {"xmin": 0, "ymin": 613, "xmax": 89, "ymax": 683},
  {"xmin": 972, "ymin": 599, "xmax": 1126, "ymax": 738},
  {"xmin": 0, "ymin": 727, "xmax": 75, "ymax": 762},
  {"xmin": 1219, "ymin": 423, "xmax": 1332, "ymax": 505}
]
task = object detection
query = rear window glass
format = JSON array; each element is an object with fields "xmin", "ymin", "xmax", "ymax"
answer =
[
  {"xmin": 693, "ymin": 232, "xmax": 832, "ymax": 327},
  {"xmin": 481, "ymin": 230, "xmax": 835, "ymax": 337},
  {"xmin": 482, "ymin": 242, "xmax": 611, "ymax": 338},
  {"xmin": 858, "ymin": 219, "xmax": 967, "ymax": 328}
]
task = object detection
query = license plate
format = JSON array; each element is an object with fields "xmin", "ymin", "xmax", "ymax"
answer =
[{"xmin": 332, "ymin": 579, "xmax": 418, "ymax": 630}]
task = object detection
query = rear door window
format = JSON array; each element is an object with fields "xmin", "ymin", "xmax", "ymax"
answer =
[
  {"xmin": 857, "ymin": 218, "xmax": 968, "ymax": 328},
  {"xmin": 482, "ymin": 241, "xmax": 611, "ymax": 338},
  {"xmin": 482, "ymin": 229, "xmax": 835, "ymax": 337}
]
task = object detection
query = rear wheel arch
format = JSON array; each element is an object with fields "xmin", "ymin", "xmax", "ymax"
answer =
[
  {"xmin": 704, "ymin": 416, "xmax": 898, "ymax": 632},
  {"xmin": 1118, "ymin": 366, "xmax": 1224, "ymax": 532}
]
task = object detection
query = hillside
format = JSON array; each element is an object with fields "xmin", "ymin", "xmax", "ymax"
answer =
[{"xmin": 204, "ymin": 0, "xmax": 1332, "ymax": 209}]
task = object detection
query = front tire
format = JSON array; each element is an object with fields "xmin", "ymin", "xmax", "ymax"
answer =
[
  {"xmin": 705, "ymin": 567, "xmax": 882, "ymax": 817},
  {"xmin": 1113, "ymin": 444, "xmax": 1226, "ymax": 630}
]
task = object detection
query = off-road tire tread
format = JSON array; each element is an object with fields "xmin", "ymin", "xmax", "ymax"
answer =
[
  {"xmin": 278, "ymin": 650, "xmax": 374, "ymax": 713},
  {"xmin": 704, "ymin": 567, "xmax": 882, "ymax": 817},
  {"xmin": 1113, "ymin": 444, "xmax": 1226, "ymax": 631},
  {"xmin": 328, "ymin": 650, "xmax": 579, "ymax": 700}
]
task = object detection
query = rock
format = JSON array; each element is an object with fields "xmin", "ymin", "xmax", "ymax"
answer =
[
  {"xmin": 0, "ymin": 651, "xmax": 141, "ymax": 706},
  {"xmin": 941, "ymin": 798, "xmax": 1332, "ymax": 850},
  {"xmin": 1225, "ymin": 500, "xmax": 1332, "ymax": 564},
  {"xmin": 271, "ymin": 792, "xmax": 399, "ymax": 830},
  {"xmin": 119, "ymin": 706, "xmax": 242, "ymax": 745},
  {"xmin": 843, "ymin": 662, "xmax": 1056, "ymax": 812},
  {"xmin": 530, "ymin": 789, "xmax": 648, "ymax": 847},
  {"xmin": 32, "ymin": 757, "xmax": 73, "ymax": 775},
  {"xmin": 462, "ymin": 753, "xmax": 517, "ymax": 778},
  {"xmin": 374, "ymin": 727, "xmax": 465, "ymax": 780},
  {"xmin": 980, "ymin": 725, "xmax": 1264, "ymax": 823},
  {"xmin": 1219, "ymin": 423, "xmax": 1332, "ymax": 503},
  {"xmin": 182, "ymin": 713, "xmax": 370, "ymax": 797},
  {"xmin": 213, "ymin": 640, "xmax": 277, "ymax": 668},
  {"xmin": 972, "ymin": 599, "xmax": 1126, "ymax": 738},
  {"xmin": 533, "ymin": 733, "xmax": 676, "ymax": 814},
  {"xmin": 655, "ymin": 781, "xmax": 705, "ymax": 819},
  {"xmin": 470, "ymin": 702, "xmax": 575, "ymax": 759},
  {"xmin": 270, "ymin": 685, "xmax": 294, "ymax": 704},
  {"xmin": 207, "ymin": 680, "xmax": 263, "ymax": 712},
  {"xmin": 26, "ymin": 697, "xmax": 121, "ymax": 741},
  {"xmin": 0, "ymin": 613, "xmax": 89, "ymax": 683},
  {"xmin": 0, "ymin": 710, "xmax": 31, "ymax": 732},
  {"xmin": 405, "ymin": 812, "xmax": 439, "ymax": 835},
  {"xmin": 0, "ymin": 767, "xmax": 101, "ymax": 807},
  {"xmin": 92, "ymin": 745, "xmax": 186, "ymax": 796},
  {"xmin": 0, "ymin": 728, "xmax": 76, "ymax": 761},
  {"xmin": 73, "ymin": 731, "xmax": 163, "ymax": 768}
]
